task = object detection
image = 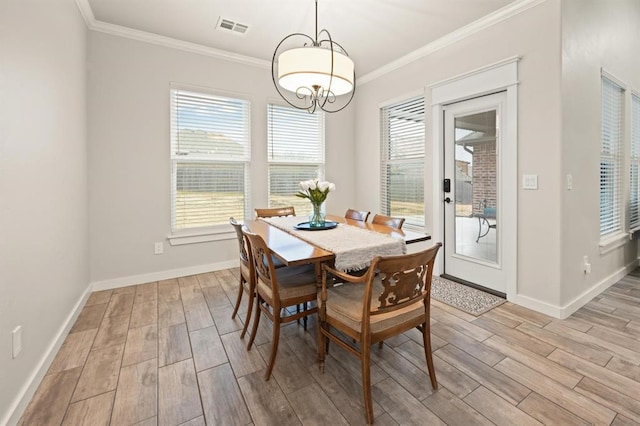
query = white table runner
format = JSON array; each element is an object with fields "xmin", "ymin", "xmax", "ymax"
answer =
[{"xmin": 261, "ymin": 216, "xmax": 406, "ymax": 272}]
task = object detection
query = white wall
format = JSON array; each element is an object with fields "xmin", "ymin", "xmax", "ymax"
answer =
[
  {"xmin": 354, "ymin": 0, "xmax": 564, "ymax": 310},
  {"xmin": 88, "ymin": 32, "xmax": 356, "ymax": 285},
  {"xmin": 0, "ymin": 0, "xmax": 89, "ymax": 423},
  {"xmin": 560, "ymin": 0, "xmax": 640, "ymax": 307}
]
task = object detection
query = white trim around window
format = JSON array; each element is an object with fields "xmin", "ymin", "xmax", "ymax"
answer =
[
  {"xmin": 267, "ymin": 103, "xmax": 325, "ymax": 215},
  {"xmin": 168, "ymin": 84, "xmax": 251, "ymax": 245},
  {"xmin": 599, "ymin": 73, "xmax": 625, "ymax": 240},
  {"xmin": 630, "ymin": 91, "xmax": 640, "ymax": 232},
  {"xmin": 380, "ymin": 96, "xmax": 426, "ymax": 230}
]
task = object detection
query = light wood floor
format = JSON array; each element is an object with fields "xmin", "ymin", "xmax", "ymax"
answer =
[{"xmin": 18, "ymin": 268, "xmax": 640, "ymax": 425}]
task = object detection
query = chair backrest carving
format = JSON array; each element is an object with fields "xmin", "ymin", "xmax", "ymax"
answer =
[
  {"xmin": 368, "ymin": 243, "xmax": 441, "ymax": 315},
  {"xmin": 377, "ymin": 266, "xmax": 426, "ymax": 309},
  {"xmin": 255, "ymin": 206, "xmax": 296, "ymax": 218}
]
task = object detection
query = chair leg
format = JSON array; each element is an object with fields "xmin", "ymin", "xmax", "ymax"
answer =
[
  {"xmin": 231, "ymin": 275, "xmax": 245, "ymax": 319},
  {"xmin": 247, "ymin": 296, "xmax": 262, "ymax": 351},
  {"xmin": 318, "ymin": 322, "xmax": 325, "ymax": 373},
  {"xmin": 303, "ymin": 302, "xmax": 308, "ymax": 330},
  {"xmin": 422, "ymin": 321, "xmax": 438, "ymax": 389},
  {"xmin": 361, "ymin": 342, "xmax": 374, "ymax": 425},
  {"xmin": 265, "ymin": 314, "xmax": 281, "ymax": 381},
  {"xmin": 240, "ymin": 286, "xmax": 255, "ymax": 339}
]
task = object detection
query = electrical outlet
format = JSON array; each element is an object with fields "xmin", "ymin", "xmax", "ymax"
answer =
[
  {"xmin": 12, "ymin": 326, "xmax": 22, "ymax": 358},
  {"xmin": 154, "ymin": 242, "xmax": 164, "ymax": 255}
]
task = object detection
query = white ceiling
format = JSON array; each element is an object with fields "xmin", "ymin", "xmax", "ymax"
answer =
[{"xmin": 85, "ymin": 0, "xmax": 521, "ymax": 77}]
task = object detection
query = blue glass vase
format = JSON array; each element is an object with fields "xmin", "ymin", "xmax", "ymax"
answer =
[{"xmin": 309, "ymin": 202, "xmax": 326, "ymax": 227}]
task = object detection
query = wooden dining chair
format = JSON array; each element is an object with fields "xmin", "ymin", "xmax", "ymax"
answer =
[
  {"xmin": 243, "ymin": 227, "xmax": 319, "ymax": 380},
  {"xmin": 229, "ymin": 218, "xmax": 255, "ymax": 338},
  {"xmin": 372, "ymin": 213, "xmax": 405, "ymax": 229},
  {"xmin": 255, "ymin": 206, "xmax": 296, "ymax": 218},
  {"xmin": 345, "ymin": 208, "xmax": 370, "ymax": 222},
  {"xmin": 318, "ymin": 243, "xmax": 442, "ymax": 424}
]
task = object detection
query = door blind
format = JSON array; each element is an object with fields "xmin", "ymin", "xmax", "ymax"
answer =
[
  {"xmin": 600, "ymin": 77, "xmax": 624, "ymax": 236},
  {"xmin": 380, "ymin": 96, "xmax": 425, "ymax": 228},
  {"xmin": 267, "ymin": 104, "xmax": 325, "ymax": 212},
  {"xmin": 170, "ymin": 89, "xmax": 250, "ymax": 230}
]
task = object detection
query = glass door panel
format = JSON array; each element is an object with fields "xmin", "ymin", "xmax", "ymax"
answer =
[{"xmin": 453, "ymin": 110, "xmax": 498, "ymax": 264}]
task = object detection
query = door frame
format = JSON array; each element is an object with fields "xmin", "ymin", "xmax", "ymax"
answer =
[{"xmin": 428, "ymin": 56, "xmax": 519, "ymax": 301}]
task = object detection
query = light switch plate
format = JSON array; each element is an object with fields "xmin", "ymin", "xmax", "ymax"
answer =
[{"xmin": 522, "ymin": 174, "xmax": 538, "ymax": 190}]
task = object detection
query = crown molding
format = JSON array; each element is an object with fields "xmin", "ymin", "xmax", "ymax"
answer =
[
  {"xmin": 91, "ymin": 21, "xmax": 271, "ymax": 68},
  {"xmin": 359, "ymin": 0, "xmax": 547, "ymax": 85},
  {"xmin": 73, "ymin": 0, "xmax": 270, "ymax": 69},
  {"xmin": 74, "ymin": 0, "xmax": 545, "ymax": 79},
  {"xmin": 74, "ymin": 0, "xmax": 96, "ymax": 26}
]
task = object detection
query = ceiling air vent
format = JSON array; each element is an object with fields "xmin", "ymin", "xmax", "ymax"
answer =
[{"xmin": 216, "ymin": 17, "xmax": 249, "ymax": 35}]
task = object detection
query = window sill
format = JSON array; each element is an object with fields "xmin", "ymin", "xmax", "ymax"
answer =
[
  {"xmin": 168, "ymin": 227, "xmax": 235, "ymax": 246},
  {"xmin": 599, "ymin": 231, "xmax": 628, "ymax": 254}
]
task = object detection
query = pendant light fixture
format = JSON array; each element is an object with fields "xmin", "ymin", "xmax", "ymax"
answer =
[{"xmin": 271, "ymin": 0, "xmax": 356, "ymax": 113}]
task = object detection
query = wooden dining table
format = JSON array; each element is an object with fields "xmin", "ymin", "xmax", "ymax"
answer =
[{"xmin": 243, "ymin": 213, "xmax": 431, "ymax": 269}]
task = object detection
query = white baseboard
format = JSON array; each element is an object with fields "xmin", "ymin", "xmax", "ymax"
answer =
[
  {"xmin": 91, "ymin": 260, "xmax": 238, "ymax": 291},
  {"xmin": 3, "ymin": 283, "xmax": 93, "ymax": 426},
  {"xmin": 511, "ymin": 258, "xmax": 639, "ymax": 319},
  {"xmin": 559, "ymin": 258, "xmax": 639, "ymax": 319},
  {"xmin": 509, "ymin": 293, "xmax": 564, "ymax": 318}
]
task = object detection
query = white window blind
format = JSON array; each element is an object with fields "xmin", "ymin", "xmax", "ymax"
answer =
[
  {"xmin": 381, "ymin": 96, "xmax": 425, "ymax": 228},
  {"xmin": 631, "ymin": 94, "xmax": 640, "ymax": 230},
  {"xmin": 600, "ymin": 77, "xmax": 624, "ymax": 236},
  {"xmin": 170, "ymin": 89, "xmax": 250, "ymax": 231},
  {"xmin": 267, "ymin": 104, "xmax": 325, "ymax": 214}
]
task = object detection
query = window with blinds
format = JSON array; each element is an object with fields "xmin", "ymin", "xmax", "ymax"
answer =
[
  {"xmin": 170, "ymin": 89, "xmax": 250, "ymax": 231},
  {"xmin": 267, "ymin": 104, "xmax": 325, "ymax": 214},
  {"xmin": 600, "ymin": 77, "xmax": 624, "ymax": 237},
  {"xmin": 631, "ymin": 94, "xmax": 640, "ymax": 231},
  {"xmin": 380, "ymin": 96, "xmax": 425, "ymax": 229}
]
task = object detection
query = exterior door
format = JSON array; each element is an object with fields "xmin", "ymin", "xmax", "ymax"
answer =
[{"xmin": 443, "ymin": 92, "xmax": 506, "ymax": 294}]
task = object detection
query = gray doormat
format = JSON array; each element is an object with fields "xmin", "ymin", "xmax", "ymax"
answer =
[{"xmin": 431, "ymin": 276, "xmax": 506, "ymax": 316}]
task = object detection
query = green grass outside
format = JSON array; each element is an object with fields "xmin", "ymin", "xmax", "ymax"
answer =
[{"xmin": 175, "ymin": 192, "xmax": 429, "ymax": 228}]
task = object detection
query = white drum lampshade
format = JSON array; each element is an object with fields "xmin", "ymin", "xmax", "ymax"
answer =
[{"xmin": 277, "ymin": 46, "xmax": 354, "ymax": 96}]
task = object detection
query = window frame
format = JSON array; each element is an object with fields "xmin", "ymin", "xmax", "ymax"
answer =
[
  {"xmin": 380, "ymin": 95, "xmax": 426, "ymax": 231},
  {"xmin": 266, "ymin": 103, "xmax": 326, "ymax": 215},
  {"xmin": 630, "ymin": 91, "xmax": 640, "ymax": 232},
  {"xmin": 599, "ymin": 70, "xmax": 628, "ymax": 252},
  {"xmin": 168, "ymin": 84, "xmax": 251, "ymax": 245}
]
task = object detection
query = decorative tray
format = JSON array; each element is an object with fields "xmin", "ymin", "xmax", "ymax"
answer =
[{"xmin": 294, "ymin": 221, "xmax": 338, "ymax": 231}]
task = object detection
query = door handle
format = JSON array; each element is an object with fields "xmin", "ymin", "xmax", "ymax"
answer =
[{"xmin": 444, "ymin": 197, "xmax": 452, "ymax": 204}]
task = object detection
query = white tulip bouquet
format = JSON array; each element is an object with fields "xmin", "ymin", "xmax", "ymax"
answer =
[{"xmin": 296, "ymin": 179, "xmax": 336, "ymax": 205}]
